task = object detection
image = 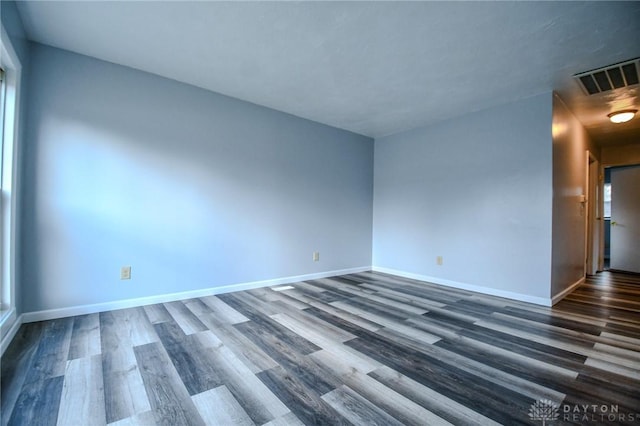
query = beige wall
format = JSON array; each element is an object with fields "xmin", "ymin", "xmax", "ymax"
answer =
[
  {"xmin": 601, "ymin": 143, "xmax": 640, "ymax": 167},
  {"xmin": 551, "ymin": 94, "xmax": 598, "ymax": 299}
]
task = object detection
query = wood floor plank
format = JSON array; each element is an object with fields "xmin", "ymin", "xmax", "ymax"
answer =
[
  {"xmin": 309, "ymin": 347, "xmax": 384, "ymax": 377},
  {"xmin": 321, "ymin": 384, "xmax": 405, "ymax": 426},
  {"xmin": 231, "ymin": 291, "xmax": 283, "ymax": 317},
  {"xmin": 194, "ymin": 332, "xmax": 291, "ymax": 424},
  {"xmin": 270, "ymin": 312, "xmax": 355, "ymax": 348},
  {"xmin": 233, "ymin": 319, "xmax": 338, "ymax": 396},
  {"xmin": 154, "ymin": 321, "xmax": 224, "ymax": 396},
  {"xmin": 593, "ymin": 340, "xmax": 640, "ymax": 360},
  {"xmin": 330, "ymin": 300, "xmax": 441, "ymax": 344},
  {"xmin": 195, "ymin": 317, "xmax": 279, "ymax": 373},
  {"xmin": 220, "ymin": 293, "xmax": 322, "ymax": 355},
  {"xmin": 191, "ymin": 386, "xmax": 254, "ymax": 426},
  {"xmin": 448, "ymin": 299, "xmax": 499, "ymax": 317},
  {"xmin": 524, "ymin": 302, "xmax": 609, "ymax": 326},
  {"xmin": 374, "ymin": 327, "xmax": 567, "ymax": 405},
  {"xmin": 318, "ymin": 366, "xmax": 454, "ymax": 426},
  {"xmin": 324, "ymin": 275, "xmax": 369, "ymax": 287},
  {"xmin": 433, "ymin": 333, "xmax": 579, "ymax": 382},
  {"xmin": 101, "ymin": 346, "xmax": 151, "ymax": 423},
  {"xmin": 497, "ymin": 305, "xmax": 605, "ymax": 335},
  {"xmin": 574, "ymin": 372, "xmax": 640, "ymax": 411},
  {"xmin": 459, "ymin": 323, "xmax": 589, "ymax": 368},
  {"xmin": 133, "ymin": 342, "xmax": 205, "ymax": 426},
  {"xmin": 8, "ymin": 318, "xmax": 74, "ymax": 425},
  {"xmin": 309, "ymin": 278, "xmax": 373, "ymax": 299},
  {"xmin": 295, "ymin": 294, "xmax": 383, "ymax": 332},
  {"xmin": 304, "ymin": 279, "xmax": 360, "ymax": 300},
  {"xmin": 359, "ymin": 282, "xmax": 449, "ymax": 309},
  {"xmin": 258, "ymin": 287, "xmax": 310, "ymax": 310},
  {"xmin": 106, "ymin": 410, "xmax": 157, "ymax": 426},
  {"xmin": 163, "ymin": 302, "xmax": 208, "ymax": 335},
  {"xmin": 128, "ymin": 308, "xmax": 160, "ymax": 346},
  {"xmin": 261, "ymin": 411, "xmax": 305, "ymax": 426},
  {"xmin": 584, "ymin": 356, "xmax": 640, "ymax": 380},
  {"xmin": 190, "ymin": 295, "xmax": 252, "ymax": 324},
  {"xmin": 345, "ymin": 333, "xmax": 534, "ymax": 425},
  {"xmin": 354, "ymin": 273, "xmax": 465, "ymax": 305},
  {"xmin": 289, "ymin": 286, "xmax": 344, "ymax": 304},
  {"xmin": 1, "ymin": 322, "xmax": 44, "ymax": 426},
  {"xmin": 24, "ymin": 317, "xmax": 74, "ymax": 383},
  {"xmin": 605, "ymin": 317, "xmax": 640, "ymax": 332},
  {"xmin": 333, "ymin": 297, "xmax": 412, "ymax": 323},
  {"xmin": 68, "ymin": 313, "xmax": 102, "ymax": 360},
  {"xmin": 433, "ymin": 337, "xmax": 640, "ymax": 413},
  {"xmin": 3, "ymin": 270, "xmax": 639, "ymax": 425},
  {"xmin": 143, "ymin": 303, "xmax": 173, "ymax": 325},
  {"xmin": 182, "ymin": 298, "xmax": 212, "ymax": 317},
  {"xmin": 410, "ymin": 311, "xmax": 473, "ymax": 335},
  {"xmin": 302, "ymin": 306, "xmax": 382, "ymax": 339},
  {"xmin": 273, "ymin": 314, "xmax": 382, "ymax": 374},
  {"xmin": 100, "ymin": 311, "xmax": 152, "ymax": 423},
  {"xmin": 8, "ymin": 375, "xmax": 64, "ymax": 426},
  {"xmin": 600, "ymin": 330, "xmax": 640, "ymax": 346},
  {"xmin": 56, "ymin": 354, "xmax": 106, "ymax": 426},
  {"xmin": 256, "ymin": 365, "xmax": 349, "ymax": 426},
  {"xmin": 369, "ymin": 366, "xmax": 502, "ymax": 426},
  {"xmin": 350, "ymin": 290, "xmax": 430, "ymax": 316},
  {"xmin": 475, "ymin": 315, "xmax": 640, "ymax": 370},
  {"xmin": 152, "ymin": 316, "xmax": 188, "ymax": 347}
]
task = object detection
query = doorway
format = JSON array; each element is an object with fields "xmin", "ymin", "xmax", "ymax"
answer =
[
  {"xmin": 585, "ymin": 153, "xmax": 600, "ymax": 275},
  {"xmin": 604, "ymin": 164, "xmax": 640, "ymax": 274}
]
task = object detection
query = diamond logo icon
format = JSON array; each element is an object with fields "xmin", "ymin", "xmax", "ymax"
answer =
[{"xmin": 529, "ymin": 399, "xmax": 559, "ymax": 425}]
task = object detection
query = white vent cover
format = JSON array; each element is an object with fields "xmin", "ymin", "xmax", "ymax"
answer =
[
  {"xmin": 574, "ymin": 58, "xmax": 639, "ymax": 95},
  {"xmin": 271, "ymin": 285, "xmax": 294, "ymax": 291}
]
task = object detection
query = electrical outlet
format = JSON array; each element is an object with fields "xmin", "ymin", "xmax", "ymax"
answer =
[
  {"xmin": 436, "ymin": 256, "xmax": 443, "ymax": 266},
  {"xmin": 313, "ymin": 252, "xmax": 320, "ymax": 262},
  {"xmin": 121, "ymin": 266, "xmax": 132, "ymax": 280}
]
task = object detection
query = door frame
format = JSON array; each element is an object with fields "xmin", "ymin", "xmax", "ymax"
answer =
[
  {"xmin": 609, "ymin": 164, "xmax": 640, "ymax": 273},
  {"xmin": 585, "ymin": 151, "xmax": 602, "ymax": 275}
]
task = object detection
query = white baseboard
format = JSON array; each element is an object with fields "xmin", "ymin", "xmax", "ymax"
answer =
[
  {"xmin": 21, "ymin": 266, "xmax": 371, "ymax": 323},
  {"xmin": 372, "ymin": 266, "xmax": 552, "ymax": 306},
  {"xmin": 551, "ymin": 276, "xmax": 584, "ymax": 306},
  {"xmin": 1, "ymin": 310, "xmax": 23, "ymax": 356}
]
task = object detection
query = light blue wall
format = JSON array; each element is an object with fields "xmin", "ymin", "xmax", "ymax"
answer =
[
  {"xmin": 23, "ymin": 43, "xmax": 373, "ymax": 313},
  {"xmin": 373, "ymin": 93, "xmax": 553, "ymax": 300}
]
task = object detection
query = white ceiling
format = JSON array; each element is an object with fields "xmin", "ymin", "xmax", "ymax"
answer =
[{"xmin": 15, "ymin": 1, "xmax": 640, "ymax": 143}]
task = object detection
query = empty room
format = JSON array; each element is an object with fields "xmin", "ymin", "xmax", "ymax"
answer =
[{"xmin": 1, "ymin": 1, "xmax": 640, "ymax": 425}]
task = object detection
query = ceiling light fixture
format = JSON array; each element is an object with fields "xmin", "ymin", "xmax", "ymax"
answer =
[{"xmin": 608, "ymin": 109, "xmax": 637, "ymax": 123}]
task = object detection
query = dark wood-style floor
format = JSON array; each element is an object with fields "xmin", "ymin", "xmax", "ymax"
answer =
[{"xmin": 1, "ymin": 271, "xmax": 639, "ymax": 425}]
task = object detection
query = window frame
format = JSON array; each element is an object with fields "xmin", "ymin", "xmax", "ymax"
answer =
[{"xmin": 0, "ymin": 23, "xmax": 22, "ymax": 341}]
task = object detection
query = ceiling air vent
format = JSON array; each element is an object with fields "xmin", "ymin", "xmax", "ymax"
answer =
[{"xmin": 574, "ymin": 58, "xmax": 640, "ymax": 95}]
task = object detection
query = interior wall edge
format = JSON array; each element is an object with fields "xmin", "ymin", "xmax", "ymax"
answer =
[
  {"xmin": 550, "ymin": 92, "xmax": 594, "ymax": 296},
  {"xmin": 0, "ymin": 312, "xmax": 23, "ymax": 357},
  {"xmin": 20, "ymin": 266, "xmax": 371, "ymax": 324},
  {"xmin": 371, "ymin": 266, "xmax": 552, "ymax": 307},
  {"xmin": 550, "ymin": 276, "xmax": 585, "ymax": 306}
]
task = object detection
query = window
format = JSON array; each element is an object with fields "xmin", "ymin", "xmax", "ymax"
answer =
[
  {"xmin": 0, "ymin": 25, "xmax": 21, "ymax": 328},
  {"xmin": 604, "ymin": 182, "xmax": 611, "ymax": 218},
  {"xmin": 0, "ymin": 66, "xmax": 7, "ymax": 317}
]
